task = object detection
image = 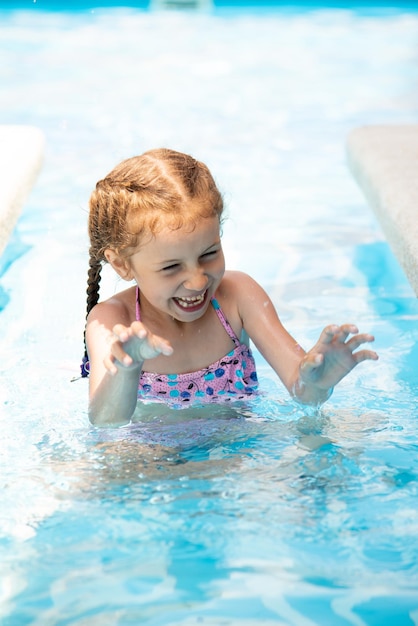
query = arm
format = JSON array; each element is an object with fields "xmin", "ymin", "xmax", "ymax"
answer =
[
  {"xmin": 86, "ymin": 298, "xmax": 173, "ymax": 427},
  {"xmin": 231, "ymin": 272, "xmax": 378, "ymax": 406}
]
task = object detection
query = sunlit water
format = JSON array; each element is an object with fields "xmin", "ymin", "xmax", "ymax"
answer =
[{"xmin": 1, "ymin": 3, "xmax": 418, "ymax": 624}]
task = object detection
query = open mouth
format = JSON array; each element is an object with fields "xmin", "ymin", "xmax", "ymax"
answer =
[{"xmin": 173, "ymin": 291, "xmax": 207, "ymax": 311}]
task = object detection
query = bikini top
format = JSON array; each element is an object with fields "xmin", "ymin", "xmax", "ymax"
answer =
[{"xmin": 136, "ymin": 287, "xmax": 258, "ymax": 407}]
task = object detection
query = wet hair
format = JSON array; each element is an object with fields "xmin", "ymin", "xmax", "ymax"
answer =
[{"xmin": 80, "ymin": 148, "xmax": 224, "ymax": 377}]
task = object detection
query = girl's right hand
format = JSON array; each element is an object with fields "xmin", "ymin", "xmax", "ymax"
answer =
[{"xmin": 104, "ymin": 321, "xmax": 173, "ymax": 375}]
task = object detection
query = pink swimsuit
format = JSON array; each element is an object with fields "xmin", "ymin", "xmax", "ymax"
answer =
[{"xmin": 136, "ymin": 288, "xmax": 258, "ymax": 407}]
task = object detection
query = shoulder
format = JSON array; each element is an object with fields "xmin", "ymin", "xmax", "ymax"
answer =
[
  {"xmin": 216, "ymin": 271, "xmax": 270, "ymax": 330},
  {"xmin": 219, "ymin": 271, "xmax": 269, "ymax": 302},
  {"xmin": 219, "ymin": 270, "xmax": 281, "ymax": 327},
  {"xmin": 219, "ymin": 270, "xmax": 260, "ymax": 292},
  {"xmin": 87, "ymin": 286, "xmax": 136, "ymax": 328}
]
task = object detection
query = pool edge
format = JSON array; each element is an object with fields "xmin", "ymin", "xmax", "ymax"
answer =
[
  {"xmin": 346, "ymin": 124, "xmax": 418, "ymax": 297},
  {"xmin": 0, "ymin": 125, "xmax": 45, "ymax": 259}
]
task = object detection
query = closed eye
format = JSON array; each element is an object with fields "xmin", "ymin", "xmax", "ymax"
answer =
[
  {"xmin": 160, "ymin": 249, "xmax": 219, "ymax": 273},
  {"xmin": 200, "ymin": 250, "xmax": 218, "ymax": 260},
  {"xmin": 160, "ymin": 263, "xmax": 180, "ymax": 273}
]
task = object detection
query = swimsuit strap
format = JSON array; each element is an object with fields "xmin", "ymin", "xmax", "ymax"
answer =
[
  {"xmin": 135, "ymin": 287, "xmax": 239, "ymax": 347},
  {"xmin": 136, "ymin": 286, "xmax": 140, "ymax": 321},
  {"xmin": 211, "ymin": 297, "xmax": 240, "ymax": 346}
]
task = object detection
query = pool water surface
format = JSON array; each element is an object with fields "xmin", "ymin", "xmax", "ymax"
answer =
[{"xmin": 1, "ymin": 3, "xmax": 418, "ymax": 624}]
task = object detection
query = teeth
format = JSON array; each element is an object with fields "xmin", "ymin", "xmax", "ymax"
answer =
[{"xmin": 175, "ymin": 294, "xmax": 205, "ymax": 308}]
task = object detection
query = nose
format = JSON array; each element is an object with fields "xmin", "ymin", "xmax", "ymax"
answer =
[{"xmin": 183, "ymin": 267, "xmax": 208, "ymax": 292}]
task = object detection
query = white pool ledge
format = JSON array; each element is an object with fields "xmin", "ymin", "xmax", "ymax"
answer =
[
  {"xmin": 0, "ymin": 125, "xmax": 45, "ymax": 258},
  {"xmin": 347, "ymin": 125, "xmax": 418, "ymax": 296}
]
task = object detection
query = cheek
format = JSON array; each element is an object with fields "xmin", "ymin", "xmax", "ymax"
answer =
[
  {"xmin": 136, "ymin": 275, "xmax": 163, "ymax": 297},
  {"xmin": 216, "ymin": 254, "xmax": 226, "ymax": 275},
  {"xmin": 152, "ymin": 276, "xmax": 179, "ymax": 297}
]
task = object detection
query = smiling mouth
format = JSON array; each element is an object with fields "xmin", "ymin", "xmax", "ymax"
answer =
[{"xmin": 173, "ymin": 292, "xmax": 207, "ymax": 310}]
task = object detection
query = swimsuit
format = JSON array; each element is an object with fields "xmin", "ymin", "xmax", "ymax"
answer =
[{"xmin": 136, "ymin": 288, "xmax": 258, "ymax": 406}]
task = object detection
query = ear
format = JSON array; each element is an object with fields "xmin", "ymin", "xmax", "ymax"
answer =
[{"xmin": 104, "ymin": 249, "xmax": 134, "ymax": 281}]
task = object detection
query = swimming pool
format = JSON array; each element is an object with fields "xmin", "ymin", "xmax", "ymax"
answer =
[{"xmin": 1, "ymin": 3, "xmax": 418, "ymax": 624}]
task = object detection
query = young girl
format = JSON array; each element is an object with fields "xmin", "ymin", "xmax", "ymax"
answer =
[{"xmin": 83, "ymin": 148, "xmax": 378, "ymax": 426}]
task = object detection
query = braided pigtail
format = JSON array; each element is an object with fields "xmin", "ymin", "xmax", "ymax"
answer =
[{"xmin": 80, "ymin": 250, "xmax": 103, "ymax": 378}]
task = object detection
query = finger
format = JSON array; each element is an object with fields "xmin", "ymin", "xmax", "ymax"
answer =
[
  {"xmin": 346, "ymin": 333, "xmax": 375, "ymax": 351},
  {"xmin": 112, "ymin": 324, "xmax": 132, "ymax": 343},
  {"xmin": 319, "ymin": 325, "xmax": 340, "ymax": 344},
  {"xmin": 111, "ymin": 341, "xmax": 133, "ymax": 367},
  {"xmin": 353, "ymin": 349, "xmax": 379, "ymax": 363},
  {"xmin": 103, "ymin": 355, "xmax": 119, "ymax": 376},
  {"xmin": 149, "ymin": 334, "xmax": 173, "ymax": 357},
  {"xmin": 340, "ymin": 323, "xmax": 359, "ymax": 335},
  {"xmin": 131, "ymin": 321, "xmax": 148, "ymax": 339},
  {"xmin": 158, "ymin": 340, "xmax": 174, "ymax": 356},
  {"xmin": 336, "ymin": 324, "xmax": 359, "ymax": 343}
]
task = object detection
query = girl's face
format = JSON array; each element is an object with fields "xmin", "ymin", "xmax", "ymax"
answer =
[{"xmin": 126, "ymin": 215, "xmax": 225, "ymax": 322}]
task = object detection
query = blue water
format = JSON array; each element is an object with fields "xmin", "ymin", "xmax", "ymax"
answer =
[{"xmin": 1, "ymin": 3, "xmax": 418, "ymax": 624}]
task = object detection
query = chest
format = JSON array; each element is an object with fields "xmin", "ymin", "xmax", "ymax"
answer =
[{"xmin": 142, "ymin": 306, "xmax": 237, "ymax": 375}]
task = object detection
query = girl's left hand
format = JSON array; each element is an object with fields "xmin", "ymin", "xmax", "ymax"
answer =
[{"xmin": 299, "ymin": 324, "xmax": 378, "ymax": 392}]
